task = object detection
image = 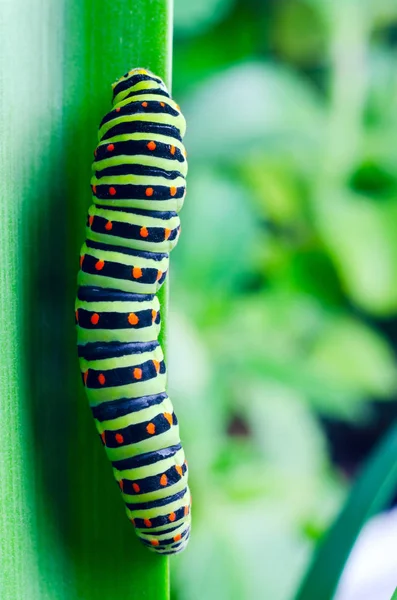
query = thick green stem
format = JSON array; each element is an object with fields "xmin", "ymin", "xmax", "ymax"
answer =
[{"xmin": 0, "ymin": 1, "xmax": 172, "ymax": 598}]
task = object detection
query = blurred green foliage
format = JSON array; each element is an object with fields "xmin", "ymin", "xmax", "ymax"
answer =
[{"xmin": 169, "ymin": 1, "xmax": 397, "ymax": 598}]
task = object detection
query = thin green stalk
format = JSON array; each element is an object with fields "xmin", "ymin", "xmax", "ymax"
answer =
[
  {"xmin": 294, "ymin": 421, "xmax": 397, "ymax": 600},
  {"xmin": 0, "ymin": 1, "xmax": 173, "ymax": 598}
]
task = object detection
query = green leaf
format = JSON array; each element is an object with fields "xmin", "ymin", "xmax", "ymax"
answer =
[
  {"xmin": 294, "ymin": 421, "xmax": 397, "ymax": 600},
  {"xmin": 391, "ymin": 587, "xmax": 397, "ymax": 600},
  {"xmin": 316, "ymin": 192, "xmax": 397, "ymax": 316},
  {"xmin": 0, "ymin": 1, "xmax": 172, "ymax": 598}
]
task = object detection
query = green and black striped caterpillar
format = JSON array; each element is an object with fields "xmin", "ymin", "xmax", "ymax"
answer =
[{"xmin": 75, "ymin": 68, "xmax": 191, "ymax": 555}]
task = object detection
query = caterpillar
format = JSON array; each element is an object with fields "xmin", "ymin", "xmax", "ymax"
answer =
[{"xmin": 75, "ymin": 68, "xmax": 191, "ymax": 555}]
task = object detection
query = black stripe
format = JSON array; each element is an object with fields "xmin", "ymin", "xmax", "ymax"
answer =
[
  {"xmin": 76, "ymin": 307, "xmax": 160, "ymax": 332},
  {"xmin": 95, "ymin": 139, "xmax": 184, "ymax": 163},
  {"xmin": 95, "ymin": 205, "xmax": 177, "ymax": 220},
  {"xmin": 124, "ymin": 88, "xmax": 170, "ymax": 100},
  {"xmin": 140, "ymin": 527, "xmax": 189, "ymax": 548},
  {"xmin": 112, "ymin": 74, "xmax": 163, "ymax": 99},
  {"xmin": 93, "ymin": 183, "xmax": 185, "ymax": 201},
  {"xmin": 89, "ymin": 215, "xmax": 179, "ymax": 245},
  {"xmin": 103, "ymin": 410, "xmax": 175, "ymax": 448},
  {"xmin": 92, "ymin": 392, "xmax": 168, "ymax": 421},
  {"xmin": 138, "ymin": 524, "xmax": 182, "ymax": 536},
  {"xmin": 77, "ymin": 286, "xmax": 154, "ymax": 303},
  {"xmin": 78, "ymin": 340, "xmax": 159, "ymax": 361},
  {"xmin": 125, "ymin": 487, "xmax": 188, "ymax": 511},
  {"xmin": 95, "ymin": 163, "xmax": 182, "ymax": 181},
  {"xmin": 100, "ymin": 101, "xmax": 179, "ymax": 127},
  {"xmin": 122, "ymin": 462, "xmax": 187, "ymax": 495},
  {"xmin": 112, "ymin": 444, "xmax": 182, "ymax": 470},
  {"xmin": 133, "ymin": 504, "xmax": 187, "ymax": 530},
  {"xmin": 85, "ymin": 358, "xmax": 166, "ymax": 389},
  {"xmin": 101, "ymin": 121, "xmax": 182, "ymax": 142},
  {"xmin": 85, "ymin": 239, "xmax": 168, "ymax": 261},
  {"xmin": 81, "ymin": 253, "xmax": 167, "ymax": 287}
]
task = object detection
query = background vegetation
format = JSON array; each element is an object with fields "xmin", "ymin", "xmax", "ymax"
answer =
[{"xmin": 169, "ymin": 0, "xmax": 397, "ymax": 598}]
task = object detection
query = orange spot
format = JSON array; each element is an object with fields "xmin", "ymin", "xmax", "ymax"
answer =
[
  {"xmin": 144, "ymin": 519, "xmax": 152, "ymax": 527},
  {"xmin": 146, "ymin": 422, "xmax": 156, "ymax": 435},
  {"xmin": 80, "ymin": 254, "xmax": 85, "ymax": 268},
  {"xmin": 175, "ymin": 465, "xmax": 183, "ymax": 477},
  {"xmin": 142, "ymin": 101, "xmax": 148, "ymax": 107},
  {"xmin": 95, "ymin": 260, "xmax": 105, "ymax": 271},
  {"xmin": 119, "ymin": 479, "xmax": 124, "ymax": 491},
  {"xmin": 170, "ymin": 186, "xmax": 177, "ymax": 197},
  {"xmin": 94, "ymin": 149, "xmax": 97, "ymax": 157},
  {"xmin": 170, "ymin": 145, "xmax": 176, "ymax": 155},
  {"xmin": 133, "ymin": 368, "xmax": 142, "ymax": 380},
  {"xmin": 75, "ymin": 310, "xmax": 79, "ymax": 323},
  {"xmin": 152, "ymin": 310, "xmax": 157, "ymax": 322},
  {"xmin": 90, "ymin": 313, "xmax": 100, "ymax": 325},
  {"xmin": 132, "ymin": 483, "xmax": 140, "ymax": 493},
  {"xmin": 184, "ymin": 505, "xmax": 189, "ymax": 516},
  {"xmin": 147, "ymin": 141, "xmax": 156, "ymax": 151},
  {"xmin": 150, "ymin": 539, "xmax": 160, "ymax": 547},
  {"xmin": 109, "ymin": 186, "xmax": 116, "ymax": 196},
  {"xmin": 160, "ymin": 102, "xmax": 165, "ymax": 107},
  {"xmin": 174, "ymin": 534, "xmax": 182, "ymax": 542},
  {"xmin": 160, "ymin": 474, "xmax": 168, "ymax": 486},
  {"xmin": 115, "ymin": 106, "xmax": 121, "ymax": 112},
  {"xmin": 83, "ymin": 370, "xmax": 89, "ymax": 386},
  {"xmin": 89, "ymin": 215, "xmax": 94, "ymax": 227},
  {"xmin": 175, "ymin": 104, "xmax": 180, "ymax": 111},
  {"xmin": 168, "ymin": 512, "xmax": 176, "ymax": 522},
  {"xmin": 98, "ymin": 373, "xmax": 106, "ymax": 385},
  {"xmin": 164, "ymin": 228, "xmax": 171, "ymax": 240},
  {"xmin": 140, "ymin": 226, "xmax": 149, "ymax": 238},
  {"xmin": 163, "ymin": 413, "xmax": 173, "ymax": 426},
  {"xmin": 100, "ymin": 431, "xmax": 106, "ymax": 445},
  {"xmin": 156, "ymin": 270, "xmax": 162, "ymax": 281},
  {"xmin": 183, "ymin": 149, "xmax": 187, "ymax": 158},
  {"xmin": 107, "ymin": 143, "xmax": 115, "ymax": 151},
  {"xmin": 128, "ymin": 313, "xmax": 139, "ymax": 325},
  {"xmin": 92, "ymin": 185, "xmax": 97, "ymax": 194},
  {"xmin": 115, "ymin": 433, "xmax": 124, "ymax": 444},
  {"xmin": 130, "ymin": 518, "xmax": 135, "ymax": 526},
  {"xmin": 132, "ymin": 266, "xmax": 142, "ymax": 279},
  {"xmin": 105, "ymin": 221, "xmax": 113, "ymax": 230},
  {"xmin": 145, "ymin": 187, "xmax": 154, "ymax": 197},
  {"xmin": 153, "ymin": 360, "xmax": 160, "ymax": 373}
]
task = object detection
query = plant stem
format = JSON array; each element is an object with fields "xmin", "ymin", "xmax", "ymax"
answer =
[{"xmin": 0, "ymin": 1, "xmax": 173, "ymax": 598}]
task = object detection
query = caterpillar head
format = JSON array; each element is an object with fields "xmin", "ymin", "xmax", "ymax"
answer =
[{"xmin": 112, "ymin": 67, "xmax": 169, "ymax": 106}]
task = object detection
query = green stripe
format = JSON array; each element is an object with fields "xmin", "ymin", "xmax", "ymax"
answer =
[
  {"xmin": 94, "ymin": 153, "xmax": 188, "ymax": 178},
  {"xmin": 126, "ymin": 490, "xmax": 190, "ymax": 520},
  {"xmin": 98, "ymin": 397, "xmax": 172, "ymax": 431},
  {"xmin": 99, "ymin": 112, "xmax": 185, "ymax": 140},
  {"xmin": 86, "ymin": 375, "xmax": 167, "ymax": 406},
  {"xmin": 77, "ymin": 325, "xmax": 160, "ymax": 345},
  {"xmin": 75, "ymin": 297, "xmax": 159, "ymax": 312},
  {"xmin": 113, "ymin": 79, "xmax": 165, "ymax": 105},
  {"xmin": 93, "ymin": 196, "xmax": 185, "ymax": 212},
  {"xmin": 80, "ymin": 344, "xmax": 163, "ymax": 370},
  {"xmin": 113, "ymin": 448, "xmax": 185, "ymax": 480},
  {"xmin": 91, "ymin": 173, "xmax": 185, "ymax": 188}
]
